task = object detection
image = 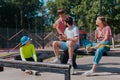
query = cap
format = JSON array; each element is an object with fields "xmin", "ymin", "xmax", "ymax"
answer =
[{"xmin": 20, "ymin": 36, "xmax": 31, "ymax": 45}]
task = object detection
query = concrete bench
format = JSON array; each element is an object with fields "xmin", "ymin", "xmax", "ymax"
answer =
[
  {"xmin": 36, "ymin": 48, "xmax": 85, "ymax": 68},
  {"xmin": 1, "ymin": 48, "xmax": 120, "ymax": 73},
  {"xmin": 74, "ymin": 48, "xmax": 120, "ymax": 56},
  {"xmin": 0, "ymin": 59, "xmax": 71, "ymax": 80},
  {"xmin": 35, "ymin": 48, "xmax": 120, "ymax": 66},
  {"xmin": 106, "ymin": 48, "xmax": 120, "ymax": 56}
]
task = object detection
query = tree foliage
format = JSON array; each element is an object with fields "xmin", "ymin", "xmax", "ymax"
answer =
[
  {"xmin": 46, "ymin": 0, "xmax": 120, "ymax": 34},
  {"xmin": 0, "ymin": 0, "xmax": 120, "ymax": 34},
  {"xmin": 0, "ymin": 0, "xmax": 40, "ymax": 29}
]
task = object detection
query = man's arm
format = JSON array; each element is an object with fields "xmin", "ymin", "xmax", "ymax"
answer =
[
  {"xmin": 53, "ymin": 22, "xmax": 64, "ymax": 35},
  {"xmin": 67, "ymin": 36, "xmax": 79, "ymax": 42}
]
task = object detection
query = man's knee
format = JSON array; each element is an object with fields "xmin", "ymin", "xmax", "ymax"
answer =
[
  {"xmin": 68, "ymin": 41, "xmax": 75, "ymax": 47},
  {"xmin": 53, "ymin": 41, "xmax": 59, "ymax": 47}
]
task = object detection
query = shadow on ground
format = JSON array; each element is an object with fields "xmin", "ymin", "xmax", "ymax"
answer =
[{"xmin": 72, "ymin": 63, "xmax": 120, "ymax": 76}]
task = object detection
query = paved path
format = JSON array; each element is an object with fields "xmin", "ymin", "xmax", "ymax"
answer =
[{"xmin": 0, "ymin": 56, "xmax": 120, "ymax": 80}]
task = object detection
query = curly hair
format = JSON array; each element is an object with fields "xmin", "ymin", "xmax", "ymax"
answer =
[{"xmin": 64, "ymin": 16, "xmax": 73, "ymax": 25}]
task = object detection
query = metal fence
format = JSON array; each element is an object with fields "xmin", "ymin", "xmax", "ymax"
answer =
[
  {"xmin": 0, "ymin": 28, "xmax": 120, "ymax": 51},
  {"xmin": 0, "ymin": 28, "xmax": 59, "ymax": 51}
]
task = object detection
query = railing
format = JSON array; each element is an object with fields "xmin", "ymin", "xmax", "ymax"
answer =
[
  {"xmin": 0, "ymin": 28, "xmax": 120, "ymax": 52},
  {"xmin": 0, "ymin": 28, "xmax": 59, "ymax": 51},
  {"xmin": 0, "ymin": 59, "xmax": 71, "ymax": 80}
]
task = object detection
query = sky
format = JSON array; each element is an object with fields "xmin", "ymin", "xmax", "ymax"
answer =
[
  {"xmin": 44, "ymin": 0, "xmax": 48, "ymax": 5},
  {"xmin": 37, "ymin": 0, "xmax": 49, "ymax": 17},
  {"xmin": 39, "ymin": 0, "xmax": 49, "ymax": 6}
]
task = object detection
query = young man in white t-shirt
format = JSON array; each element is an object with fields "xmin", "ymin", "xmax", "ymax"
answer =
[{"xmin": 52, "ymin": 17, "xmax": 80, "ymax": 67}]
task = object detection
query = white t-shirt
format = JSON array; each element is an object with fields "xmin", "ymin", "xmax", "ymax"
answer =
[{"xmin": 64, "ymin": 25, "xmax": 80, "ymax": 45}]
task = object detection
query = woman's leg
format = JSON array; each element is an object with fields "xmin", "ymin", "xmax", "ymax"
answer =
[
  {"xmin": 91, "ymin": 47, "xmax": 110, "ymax": 71},
  {"xmin": 93, "ymin": 47, "xmax": 109, "ymax": 64},
  {"xmin": 83, "ymin": 47, "xmax": 110, "ymax": 76},
  {"xmin": 82, "ymin": 39, "xmax": 97, "ymax": 48}
]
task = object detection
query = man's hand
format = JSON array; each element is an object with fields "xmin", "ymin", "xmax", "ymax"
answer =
[{"xmin": 58, "ymin": 34, "xmax": 66, "ymax": 40}]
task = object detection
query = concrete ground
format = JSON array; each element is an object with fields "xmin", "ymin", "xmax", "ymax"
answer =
[{"xmin": 0, "ymin": 55, "xmax": 120, "ymax": 80}]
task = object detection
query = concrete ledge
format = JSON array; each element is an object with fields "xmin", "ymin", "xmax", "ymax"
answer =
[
  {"xmin": 107, "ymin": 48, "xmax": 120, "ymax": 56},
  {"xmin": 36, "ymin": 48, "xmax": 120, "ymax": 56},
  {"xmin": 1, "ymin": 48, "xmax": 120, "ymax": 59},
  {"xmin": 0, "ymin": 59, "xmax": 71, "ymax": 80}
]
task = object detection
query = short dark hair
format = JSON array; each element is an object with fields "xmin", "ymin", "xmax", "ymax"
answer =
[
  {"xmin": 64, "ymin": 17, "xmax": 73, "ymax": 25},
  {"xmin": 57, "ymin": 9, "xmax": 64, "ymax": 14}
]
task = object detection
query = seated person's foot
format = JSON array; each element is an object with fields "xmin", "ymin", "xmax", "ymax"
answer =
[
  {"xmin": 33, "ymin": 71, "xmax": 41, "ymax": 76},
  {"xmin": 86, "ymin": 47, "xmax": 95, "ymax": 53},
  {"xmin": 82, "ymin": 70, "xmax": 94, "ymax": 76},
  {"xmin": 51, "ymin": 58, "xmax": 61, "ymax": 64},
  {"xmin": 67, "ymin": 59, "xmax": 73, "ymax": 65},
  {"xmin": 25, "ymin": 70, "xmax": 33, "ymax": 75},
  {"xmin": 67, "ymin": 59, "xmax": 74, "ymax": 75},
  {"xmin": 70, "ymin": 66, "xmax": 74, "ymax": 75}
]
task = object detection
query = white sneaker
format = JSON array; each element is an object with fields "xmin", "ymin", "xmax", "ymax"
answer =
[
  {"xmin": 32, "ymin": 71, "xmax": 40, "ymax": 76},
  {"xmin": 82, "ymin": 70, "xmax": 94, "ymax": 76},
  {"xmin": 70, "ymin": 66, "xmax": 74, "ymax": 75},
  {"xmin": 51, "ymin": 58, "xmax": 61, "ymax": 64},
  {"xmin": 67, "ymin": 59, "xmax": 73, "ymax": 66},
  {"xmin": 25, "ymin": 70, "xmax": 33, "ymax": 75},
  {"xmin": 67, "ymin": 59, "xmax": 74, "ymax": 75}
]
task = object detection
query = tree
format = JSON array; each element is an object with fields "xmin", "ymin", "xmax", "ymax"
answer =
[
  {"xmin": 0, "ymin": 0, "xmax": 40, "ymax": 29},
  {"xmin": 102, "ymin": 0, "xmax": 120, "ymax": 34},
  {"xmin": 46, "ymin": 0, "xmax": 120, "ymax": 34}
]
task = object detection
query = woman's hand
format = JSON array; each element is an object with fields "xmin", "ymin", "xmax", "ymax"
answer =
[{"xmin": 93, "ymin": 43, "xmax": 101, "ymax": 49}]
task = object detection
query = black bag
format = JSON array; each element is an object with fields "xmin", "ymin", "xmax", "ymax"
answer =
[
  {"xmin": 60, "ymin": 50, "xmax": 77, "ymax": 68},
  {"xmin": 0, "ymin": 67, "xmax": 4, "ymax": 72},
  {"xmin": 14, "ymin": 54, "xmax": 21, "ymax": 60}
]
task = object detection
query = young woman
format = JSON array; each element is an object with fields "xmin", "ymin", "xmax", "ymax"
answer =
[{"xmin": 82, "ymin": 16, "xmax": 112, "ymax": 76}]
